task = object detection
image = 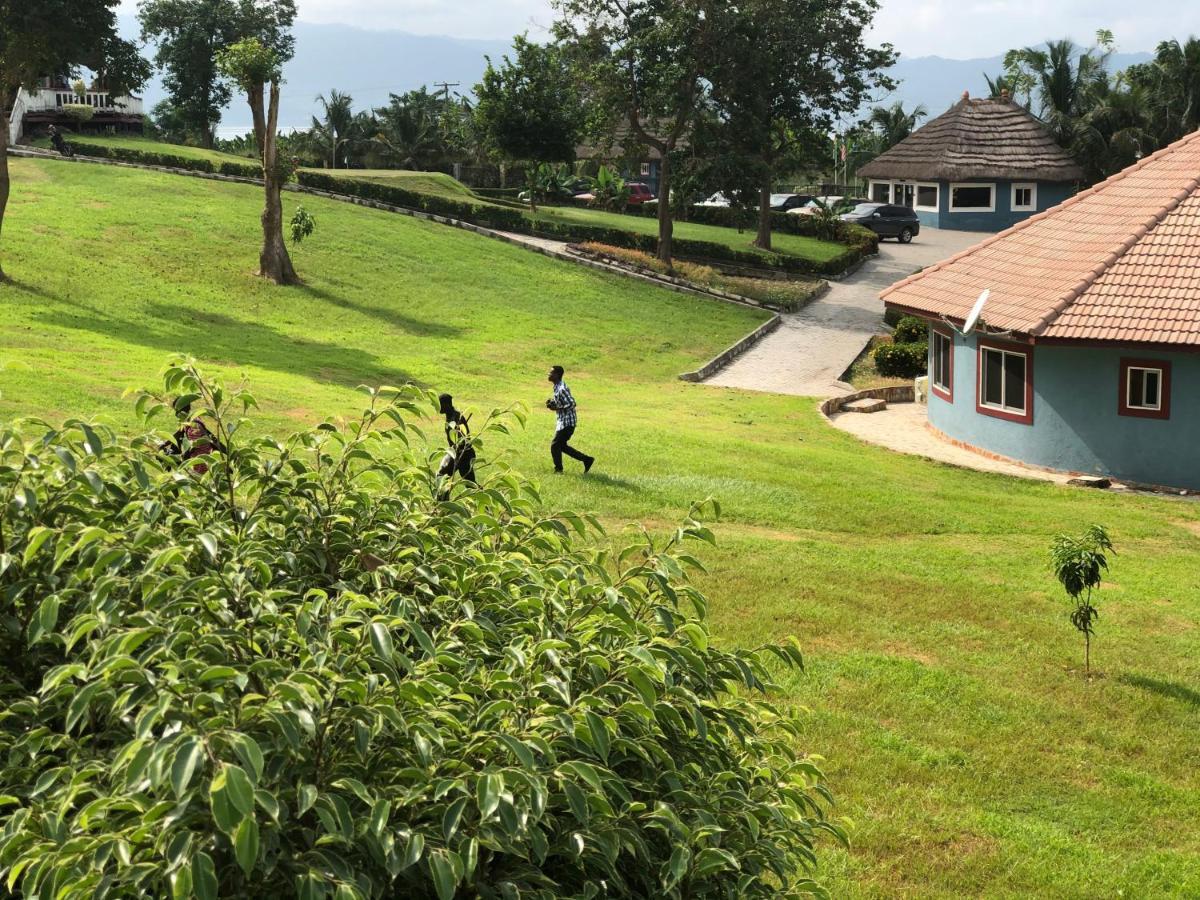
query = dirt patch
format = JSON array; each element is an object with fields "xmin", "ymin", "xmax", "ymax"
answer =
[
  {"xmin": 1173, "ymin": 519, "xmax": 1200, "ymax": 537},
  {"xmin": 282, "ymin": 407, "xmax": 315, "ymax": 423},
  {"xmin": 880, "ymin": 641, "xmax": 938, "ymax": 666}
]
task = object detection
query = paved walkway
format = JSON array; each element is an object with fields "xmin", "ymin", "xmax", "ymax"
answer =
[
  {"xmin": 707, "ymin": 227, "xmax": 982, "ymax": 397},
  {"xmin": 830, "ymin": 402, "xmax": 1072, "ymax": 483}
]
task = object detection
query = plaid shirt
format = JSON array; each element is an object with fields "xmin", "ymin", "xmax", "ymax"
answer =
[{"xmin": 549, "ymin": 381, "xmax": 578, "ymax": 431}]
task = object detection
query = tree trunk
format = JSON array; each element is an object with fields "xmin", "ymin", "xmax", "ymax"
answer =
[
  {"xmin": 200, "ymin": 125, "xmax": 214, "ymax": 150},
  {"xmin": 1084, "ymin": 632, "xmax": 1090, "ymax": 676},
  {"xmin": 656, "ymin": 152, "xmax": 673, "ymax": 269},
  {"xmin": 754, "ymin": 185, "xmax": 772, "ymax": 251},
  {"xmin": 251, "ymin": 81, "xmax": 298, "ymax": 286},
  {"xmin": 0, "ymin": 92, "xmax": 10, "ymax": 282}
]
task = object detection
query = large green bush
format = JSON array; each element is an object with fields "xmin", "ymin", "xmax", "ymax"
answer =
[
  {"xmin": 874, "ymin": 342, "xmax": 929, "ymax": 378},
  {"xmin": 0, "ymin": 360, "xmax": 840, "ymax": 898},
  {"xmin": 892, "ymin": 316, "xmax": 928, "ymax": 346}
]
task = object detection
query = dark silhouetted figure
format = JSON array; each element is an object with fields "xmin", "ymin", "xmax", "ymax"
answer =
[{"xmin": 437, "ymin": 393, "xmax": 476, "ymax": 498}]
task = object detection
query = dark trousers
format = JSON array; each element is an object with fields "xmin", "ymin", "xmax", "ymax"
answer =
[{"xmin": 551, "ymin": 426, "xmax": 589, "ymax": 471}]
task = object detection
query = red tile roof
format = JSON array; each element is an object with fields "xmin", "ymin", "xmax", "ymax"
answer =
[{"xmin": 881, "ymin": 128, "xmax": 1200, "ymax": 346}]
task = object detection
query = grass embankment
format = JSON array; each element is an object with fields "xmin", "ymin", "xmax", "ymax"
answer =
[
  {"xmin": 31, "ymin": 133, "xmax": 251, "ymax": 166},
  {"xmin": 3, "ymin": 158, "xmax": 1200, "ymax": 897},
  {"xmin": 313, "ymin": 168, "xmax": 849, "ymax": 267}
]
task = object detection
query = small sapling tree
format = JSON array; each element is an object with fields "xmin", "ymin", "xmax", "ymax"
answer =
[
  {"xmin": 289, "ymin": 204, "xmax": 315, "ymax": 246},
  {"xmin": 1051, "ymin": 524, "xmax": 1115, "ymax": 676}
]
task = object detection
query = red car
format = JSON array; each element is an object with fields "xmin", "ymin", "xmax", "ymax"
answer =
[
  {"xmin": 626, "ymin": 182, "xmax": 656, "ymax": 204},
  {"xmin": 575, "ymin": 182, "xmax": 657, "ymax": 206}
]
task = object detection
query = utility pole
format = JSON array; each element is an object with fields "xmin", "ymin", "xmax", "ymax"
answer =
[{"xmin": 433, "ymin": 81, "xmax": 460, "ymax": 103}]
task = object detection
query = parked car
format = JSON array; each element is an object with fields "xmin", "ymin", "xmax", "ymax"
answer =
[
  {"xmin": 573, "ymin": 181, "xmax": 656, "ymax": 206},
  {"xmin": 770, "ymin": 193, "xmax": 815, "ymax": 212},
  {"xmin": 840, "ymin": 202, "xmax": 921, "ymax": 242},
  {"xmin": 790, "ymin": 195, "xmax": 842, "ymax": 215},
  {"xmin": 627, "ymin": 183, "xmax": 656, "ymax": 204},
  {"xmin": 696, "ymin": 192, "xmax": 731, "ymax": 207}
]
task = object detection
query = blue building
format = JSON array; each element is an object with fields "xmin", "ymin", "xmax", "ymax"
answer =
[
  {"xmin": 859, "ymin": 93, "xmax": 1082, "ymax": 232},
  {"xmin": 881, "ymin": 127, "xmax": 1200, "ymax": 490}
]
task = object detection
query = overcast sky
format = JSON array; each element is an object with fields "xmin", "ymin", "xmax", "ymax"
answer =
[{"xmin": 118, "ymin": 0, "xmax": 1196, "ymax": 58}]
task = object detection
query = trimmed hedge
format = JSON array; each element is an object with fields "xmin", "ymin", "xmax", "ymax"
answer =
[
  {"xmin": 297, "ymin": 171, "xmax": 876, "ymax": 277},
  {"xmin": 298, "ymin": 170, "xmax": 529, "ymax": 231},
  {"xmin": 874, "ymin": 341, "xmax": 929, "ymax": 378},
  {"xmin": 66, "ymin": 141, "xmax": 262, "ymax": 179}
]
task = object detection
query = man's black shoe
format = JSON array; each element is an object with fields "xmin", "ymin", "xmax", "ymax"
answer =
[{"xmin": 583, "ymin": 456, "xmax": 595, "ymax": 474}]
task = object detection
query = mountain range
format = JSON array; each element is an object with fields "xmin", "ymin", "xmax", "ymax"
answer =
[{"xmin": 117, "ymin": 17, "xmax": 1153, "ymax": 137}]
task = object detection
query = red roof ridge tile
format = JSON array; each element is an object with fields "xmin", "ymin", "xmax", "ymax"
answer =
[{"xmin": 879, "ymin": 128, "xmax": 1200, "ymax": 310}]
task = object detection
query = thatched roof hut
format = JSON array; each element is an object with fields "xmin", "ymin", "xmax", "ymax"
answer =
[{"xmin": 859, "ymin": 94, "xmax": 1083, "ymax": 183}]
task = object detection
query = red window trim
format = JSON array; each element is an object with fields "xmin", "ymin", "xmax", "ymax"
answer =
[
  {"xmin": 930, "ymin": 327, "xmax": 954, "ymax": 402},
  {"xmin": 1118, "ymin": 358, "xmax": 1171, "ymax": 420},
  {"xmin": 976, "ymin": 338, "xmax": 1034, "ymax": 425}
]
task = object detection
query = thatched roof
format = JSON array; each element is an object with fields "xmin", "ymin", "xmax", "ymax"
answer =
[{"xmin": 858, "ymin": 96, "xmax": 1083, "ymax": 183}]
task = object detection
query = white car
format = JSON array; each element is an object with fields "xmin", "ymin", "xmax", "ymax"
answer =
[
  {"xmin": 789, "ymin": 195, "xmax": 844, "ymax": 216},
  {"xmin": 696, "ymin": 192, "xmax": 730, "ymax": 208}
]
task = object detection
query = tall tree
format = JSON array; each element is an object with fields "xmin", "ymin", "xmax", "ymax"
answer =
[
  {"xmin": 0, "ymin": 0, "xmax": 149, "ymax": 282},
  {"xmin": 1127, "ymin": 37, "xmax": 1200, "ymax": 147},
  {"xmin": 312, "ymin": 89, "xmax": 356, "ymax": 168},
  {"xmin": 137, "ymin": 0, "xmax": 235, "ymax": 148},
  {"xmin": 554, "ymin": 0, "xmax": 736, "ymax": 267},
  {"xmin": 372, "ymin": 89, "xmax": 450, "ymax": 170},
  {"xmin": 217, "ymin": 1, "xmax": 298, "ymax": 286},
  {"xmin": 713, "ymin": 0, "xmax": 894, "ymax": 250},
  {"xmin": 474, "ymin": 36, "xmax": 581, "ymax": 212}
]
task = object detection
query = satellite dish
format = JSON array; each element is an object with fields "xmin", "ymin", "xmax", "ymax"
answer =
[{"xmin": 963, "ymin": 289, "xmax": 990, "ymax": 336}]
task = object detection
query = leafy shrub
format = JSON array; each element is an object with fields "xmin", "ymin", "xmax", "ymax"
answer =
[
  {"xmin": 1050, "ymin": 525, "xmax": 1115, "ymax": 676},
  {"xmin": 0, "ymin": 360, "xmax": 840, "ymax": 899},
  {"xmin": 892, "ymin": 316, "xmax": 928, "ymax": 345},
  {"xmin": 61, "ymin": 103, "xmax": 95, "ymax": 122},
  {"xmin": 874, "ymin": 341, "xmax": 928, "ymax": 377}
]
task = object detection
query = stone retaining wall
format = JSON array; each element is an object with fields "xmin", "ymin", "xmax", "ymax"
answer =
[{"xmin": 679, "ymin": 316, "xmax": 783, "ymax": 383}]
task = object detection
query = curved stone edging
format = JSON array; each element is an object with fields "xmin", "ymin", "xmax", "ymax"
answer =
[
  {"xmin": 679, "ymin": 315, "xmax": 783, "ymax": 383},
  {"xmin": 818, "ymin": 385, "xmax": 915, "ymax": 417}
]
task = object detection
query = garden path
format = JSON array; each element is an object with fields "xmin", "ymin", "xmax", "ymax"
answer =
[{"xmin": 706, "ymin": 227, "xmax": 982, "ymax": 397}]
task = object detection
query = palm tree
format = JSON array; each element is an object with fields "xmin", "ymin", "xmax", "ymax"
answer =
[
  {"xmin": 1134, "ymin": 37, "xmax": 1200, "ymax": 145},
  {"xmin": 372, "ymin": 90, "xmax": 446, "ymax": 170},
  {"xmin": 867, "ymin": 102, "xmax": 928, "ymax": 151},
  {"xmin": 312, "ymin": 89, "xmax": 356, "ymax": 169}
]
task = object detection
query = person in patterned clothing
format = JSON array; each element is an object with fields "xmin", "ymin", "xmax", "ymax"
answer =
[
  {"xmin": 161, "ymin": 398, "xmax": 225, "ymax": 475},
  {"xmin": 545, "ymin": 365, "xmax": 595, "ymax": 474}
]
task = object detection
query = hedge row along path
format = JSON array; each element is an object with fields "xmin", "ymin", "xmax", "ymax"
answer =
[
  {"xmin": 707, "ymin": 227, "xmax": 982, "ymax": 397},
  {"xmin": 3, "ymin": 147, "xmax": 774, "ymax": 316}
]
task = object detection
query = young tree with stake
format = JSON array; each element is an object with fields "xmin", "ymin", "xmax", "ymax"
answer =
[{"xmin": 1051, "ymin": 524, "xmax": 1115, "ymax": 677}]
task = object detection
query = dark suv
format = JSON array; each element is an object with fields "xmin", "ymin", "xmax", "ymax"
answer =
[{"xmin": 840, "ymin": 202, "xmax": 921, "ymax": 242}]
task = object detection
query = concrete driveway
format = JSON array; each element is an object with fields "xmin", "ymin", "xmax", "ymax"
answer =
[{"xmin": 706, "ymin": 227, "xmax": 984, "ymax": 397}]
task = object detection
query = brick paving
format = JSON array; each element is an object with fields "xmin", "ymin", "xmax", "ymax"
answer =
[{"xmin": 706, "ymin": 228, "xmax": 982, "ymax": 398}]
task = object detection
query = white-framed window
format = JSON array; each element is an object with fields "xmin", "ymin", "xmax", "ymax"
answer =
[
  {"xmin": 869, "ymin": 181, "xmax": 890, "ymax": 203},
  {"xmin": 931, "ymin": 330, "xmax": 953, "ymax": 398},
  {"xmin": 1011, "ymin": 183, "xmax": 1037, "ymax": 212},
  {"xmin": 915, "ymin": 183, "xmax": 939, "ymax": 211},
  {"xmin": 949, "ymin": 183, "xmax": 996, "ymax": 212},
  {"xmin": 1127, "ymin": 366, "xmax": 1163, "ymax": 411},
  {"xmin": 979, "ymin": 344, "xmax": 1030, "ymax": 421},
  {"xmin": 639, "ymin": 162, "xmax": 651, "ymax": 176}
]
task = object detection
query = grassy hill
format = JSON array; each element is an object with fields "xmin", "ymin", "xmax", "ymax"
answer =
[{"xmin": 3, "ymin": 157, "xmax": 1200, "ymax": 897}]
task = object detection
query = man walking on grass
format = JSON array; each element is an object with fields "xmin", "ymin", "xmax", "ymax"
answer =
[{"xmin": 546, "ymin": 365, "xmax": 595, "ymax": 474}]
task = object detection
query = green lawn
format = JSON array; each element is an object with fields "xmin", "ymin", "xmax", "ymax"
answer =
[
  {"xmin": 3, "ymin": 158, "xmax": 1200, "ymax": 897},
  {"xmin": 325, "ymin": 168, "xmax": 495, "ymax": 203}
]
